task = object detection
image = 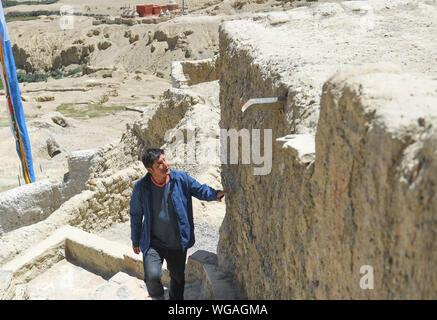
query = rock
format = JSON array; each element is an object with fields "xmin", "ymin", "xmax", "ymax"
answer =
[
  {"xmin": 232, "ymin": 0, "xmax": 247, "ymax": 10},
  {"xmin": 171, "ymin": 61, "xmax": 188, "ymax": 89},
  {"xmin": 276, "ymin": 134, "xmax": 315, "ymax": 164},
  {"xmin": 153, "ymin": 29, "xmax": 179, "ymax": 50},
  {"xmin": 129, "ymin": 34, "xmax": 139, "ymax": 44},
  {"xmin": 124, "ymin": 31, "xmax": 139, "ymax": 44},
  {"xmin": 98, "ymin": 41, "xmax": 112, "ymax": 50},
  {"xmin": 93, "ymin": 274, "xmax": 148, "ymax": 300},
  {"xmin": 46, "ymin": 137, "xmax": 61, "ymax": 158},
  {"xmin": 51, "ymin": 115, "xmax": 69, "ymax": 128},
  {"xmin": 267, "ymin": 12, "xmax": 290, "ymax": 25},
  {"xmin": 11, "ymin": 44, "xmax": 31, "ymax": 73},
  {"xmin": 52, "ymin": 44, "xmax": 95, "ymax": 70},
  {"xmin": 145, "ymin": 31, "xmax": 153, "ymax": 45},
  {"xmin": 184, "ymin": 47, "xmax": 193, "ymax": 58},
  {"xmin": 99, "ymin": 94, "xmax": 109, "ymax": 103},
  {"xmin": 82, "ymin": 66, "xmax": 105, "ymax": 75},
  {"xmin": 109, "ymin": 272, "xmax": 131, "ymax": 285},
  {"xmin": 116, "ymin": 286, "xmax": 130, "ymax": 299},
  {"xmin": 153, "ymin": 29, "xmax": 167, "ymax": 42},
  {"xmin": 13, "ymin": 284, "xmax": 30, "ymax": 300},
  {"xmin": 108, "ymin": 89, "xmax": 118, "ymax": 97}
]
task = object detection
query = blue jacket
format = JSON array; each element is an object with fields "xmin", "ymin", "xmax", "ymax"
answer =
[{"xmin": 129, "ymin": 170, "xmax": 220, "ymax": 254}]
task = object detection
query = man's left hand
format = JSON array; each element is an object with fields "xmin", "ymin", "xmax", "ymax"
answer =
[{"xmin": 216, "ymin": 188, "xmax": 230, "ymax": 202}]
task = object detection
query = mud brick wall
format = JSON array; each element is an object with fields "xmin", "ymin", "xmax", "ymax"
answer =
[{"xmin": 217, "ymin": 4, "xmax": 437, "ymax": 299}]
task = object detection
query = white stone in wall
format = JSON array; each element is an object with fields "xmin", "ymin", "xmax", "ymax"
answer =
[{"xmin": 276, "ymin": 134, "xmax": 315, "ymax": 164}]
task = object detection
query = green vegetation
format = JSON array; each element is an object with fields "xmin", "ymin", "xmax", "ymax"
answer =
[
  {"xmin": 5, "ymin": 15, "xmax": 39, "ymax": 22},
  {"xmin": 56, "ymin": 103, "xmax": 126, "ymax": 119},
  {"xmin": 1, "ymin": 0, "xmax": 59, "ymax": 8},
  {"xmin": 16, "ymin": 66, "xmax": 83, "ymax": 83}
]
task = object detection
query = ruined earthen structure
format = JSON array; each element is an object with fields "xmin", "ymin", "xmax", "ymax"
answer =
[
  {"xmin": 1, "ymin": 0, "xmax": 437, "ymax": 300},
  {"xmin": 217, "ymin": 1, "xmax": 437, "ymax": 299}
]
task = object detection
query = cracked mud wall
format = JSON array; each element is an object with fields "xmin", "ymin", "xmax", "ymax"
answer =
[
  {"xmin": 217, "ymin": 22, "xmax": 315, "ymax": 299},
  {"xmin": 217, "ymin": 56, "xmax": 437, "ymax": 299},
  {"xmin": 217, "ymin": 5, "xmax": 437, "ymax": 299}
]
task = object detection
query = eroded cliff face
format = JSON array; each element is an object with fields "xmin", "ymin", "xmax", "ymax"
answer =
[
  {"xmin": 217, "ymin": 1, "xmax": 437, "ymax": 299},
  {"xmin": 8, "ymin": 14, "xmax": 221, "ymax": 77}
]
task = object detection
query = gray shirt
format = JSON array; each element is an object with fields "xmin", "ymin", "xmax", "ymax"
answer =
[{"xmin": 150, "ymin": 177, "xmax": 182, "ymax": 250}]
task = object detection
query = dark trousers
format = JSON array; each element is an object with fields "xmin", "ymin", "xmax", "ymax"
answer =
[{"xmin": 143, "ymin": 246, "xmax": 187, "ymax": 300}]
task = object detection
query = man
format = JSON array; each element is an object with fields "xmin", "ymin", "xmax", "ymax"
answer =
[{"xmin": 130, "ymin": 148, "xmax": 228, "ymax": 300}]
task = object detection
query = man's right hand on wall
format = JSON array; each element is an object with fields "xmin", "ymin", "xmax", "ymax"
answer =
[
  {"xmin": 217, "ymin": 188, "xmax": 230, "ymax": 202},
  {"xmin": 132, "ymin": 245, "xmax": 140, "ymax": 254}
]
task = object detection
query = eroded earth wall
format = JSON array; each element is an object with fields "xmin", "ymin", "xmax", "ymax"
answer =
[{"xmin": 217, "ymin": 1, "xmax": 437, "ymax": 299}]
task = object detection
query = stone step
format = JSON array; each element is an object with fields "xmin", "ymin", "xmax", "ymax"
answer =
[
  {"xmin": 1, "ymin": 224, "xmax": 238, "ymax": 300},
  {"xmin": 26, "ymin": 259, "xmax": 108, "ymax": 300},
  {"xmin": 187, "ymin": 250, "xmax": 242, "ymax": 300}
]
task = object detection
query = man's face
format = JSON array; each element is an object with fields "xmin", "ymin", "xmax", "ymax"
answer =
[{"xmin": 147, "ymin": 153, "xmax": 170, "ymax": 180}]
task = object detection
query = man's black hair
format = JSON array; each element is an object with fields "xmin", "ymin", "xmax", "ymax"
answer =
[{"xmin": 142, "ymin": 148, "xmax": 164, "ymax": 168}]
